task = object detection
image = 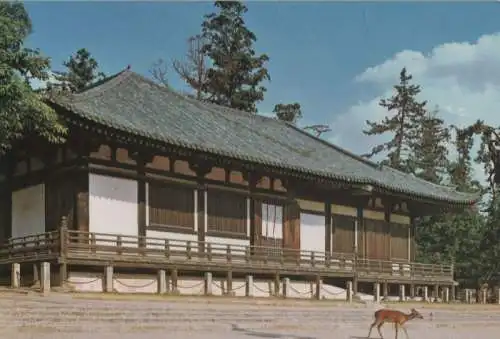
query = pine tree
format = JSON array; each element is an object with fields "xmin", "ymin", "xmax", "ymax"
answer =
[
  {"xmin": 363, "ymin": 67, "xmax": 427, "ymax": 172},
  {"xmin": 0, "ymin": 2, "xmax": 66, "ymax": 154},
  {"xmin": 201, "ymin": 1, "xmax": 270, "ymax": 112},
  {"xmin": 273, "ymin": 103, "xmax": 302, "ymax": 124},
  {"xmin": 411, "ymin": 106, "xmax": 450, "ymax": 184},
  {"xmin": 52, "ymin": 48, "xmax": 106, "ymax": 93}
]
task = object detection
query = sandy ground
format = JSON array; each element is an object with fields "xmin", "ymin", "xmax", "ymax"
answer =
[{"xmin": 1, "ymin": 292, "xmax": 499, "ymax": 339}]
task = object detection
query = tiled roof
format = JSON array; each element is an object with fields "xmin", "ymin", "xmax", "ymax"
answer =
[{"xmin": 51, "ymin": 70, "xmax": 480, "ymax": 206}]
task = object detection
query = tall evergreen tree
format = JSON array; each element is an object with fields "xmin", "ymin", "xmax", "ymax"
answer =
[
  {"xmin": 362, "ymin": 67, "xmax": 427, "ymax": 172},
  {"xmin": 0, "ymin": 2, "xmax": 66, "ymax": 154},
  {"xmin": 52, "ymin": 48, "xmax": 106, "ymax": 93},
  {"xmin": 201, "ymin": 1, "xmax": 270, "ymax": 112},
  {"xmin": 411, "ymin": 106, "xmax": 450, "ymax": 184},
  {"xmin": 273, "ymin": 102, "xmax": 302, "ymax": 124}
]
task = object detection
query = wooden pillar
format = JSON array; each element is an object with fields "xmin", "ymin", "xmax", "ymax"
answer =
[
  {"xmin": 399, "ymin": 284, "xmax": 405, "ymax": 301},
  {"xmin": 171, "ymin": 267, "xmax": 178, "ymax": 293},
  {"xmin": 189, "ymin": 160, "xmax": 212, "ymax": 254},
  {"xmin": 374, "ymin": 282, "xmax": 380, "ymax": 302},
  {"xmin": 274, "ymin": 272, "xmax": 280, "ymax": 297},
  {"xmin": 196, "ymin": 183, "xmax": 206, "ymax": 253},
  {"xmin": 409, "ymin": 284, "xmax": 415, "ymax": 299},
  {"xmin": 226, "ymin": 270, "xmax": 233, "ymax": 296},
  {"xmin": 409, "ymin": 217, "xmax": 416, "ymax": 261},
  {"xmin": 40, "ymin": 262, "xmax": 50, "ymax": 295},
  {"xmin": 353, "ymin": 206, "xmax": 363, "ymax": 294},
  {"xmin": 204, "ymin": 272, "xmax": 213, "ymax": 296},
  {"xmin": 104, "ymin": 265, "xmax": 113, "ymax": 293},
  {"xmin": 74, "ymin": 172, "xmax": 89, "ymax": 234},
  {"xmin": 245, "ymin": 275, "xmax": 254, "ymax": 297},
  {"xmin": 315, "ymin": 275, "xmax": 322, "ymax": 300},
  {"xmin": 136, "ymin": 156, "xmax": 148, "ymax": 247},
  {"xmin": 325, "ymin": 202, "xmax": 332, "ymax": 255},
  {"xmin": 383, "ymin": 282, "xmax": 389, "ymax": 300},
  {"xmin": 157, "ymin": 270, "xmax": 167, "ymax": 294},
  {"xmin": 245, "ymin": 172, "xmax": 261, "ymax": 252},
  {"xmin": 11, "ymin": 263, "xmax": 20, "ymax": 288}
]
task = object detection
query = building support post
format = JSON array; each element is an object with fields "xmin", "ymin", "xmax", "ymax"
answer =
[
  {"xmin": 409, "ymin": 284, "xmax": 415, "ymax": 299},
  {"xmin": 104, "ymin": 265, "xmax": 113, "ymax": 293},
  {"xmin": 282, "ymin": 278, "xmax": 290, "ymax": 298},
  {"xmin": 315, "ymin": 275, "xmax": 322, "ymax": 300},
  {"xmin": 245, "ymin": 275, "xmax": 254, "ymax": 297},
  {"xmin": 157, "ymin": 269, "xmax": 167, "ymax": 294},
  {"xmin": 374, "ymin": 282, "xmax": 380, "ymax": 302},
  {"xmin": 170, "ymin": 267, "xmax": 178, "ymax": 294},
  {"xmin": 204, "ymin": 272, "xmax": 213, "ymax": 296},
  {"xmin": 423, "ymin": 286, "xmax": 428, "ymax": 302},
  {"xmin": 383, "ymin": 282, "xmax": 389, "ymax": 300},
  {"xmin": 40, "ymin": 262, "xmax": 50, "ymax": 295},
  {"xmin": 11, "ymin": 263, "xmax": 20, "ymax": 288},
  {"xmin": 346, "ymin": 281, "xmax": 353, "ymax": 303},
  {"xmin": 399, "ymin": 284, "xmax": 405, "ymax": 302}
]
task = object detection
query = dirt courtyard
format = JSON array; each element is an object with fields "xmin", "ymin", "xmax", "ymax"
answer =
[{"xmin": 1, "ymin": 292, "xmax": 499, "ymax": 339}]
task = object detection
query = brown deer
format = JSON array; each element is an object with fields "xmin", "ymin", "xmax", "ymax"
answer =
[{"xmin": 367, "ymin": 308, "xmax": 423, "ymax": 339}]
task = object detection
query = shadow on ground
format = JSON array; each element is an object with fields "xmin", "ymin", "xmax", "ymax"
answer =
[{"xmin": 231, "ymin": 324, "xmax": 316, "ymax": 339}]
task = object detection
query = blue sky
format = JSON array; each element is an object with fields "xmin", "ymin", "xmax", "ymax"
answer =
[{"xmin": 24, "ymin": 2, "xmax": 500, "ymax": 153}]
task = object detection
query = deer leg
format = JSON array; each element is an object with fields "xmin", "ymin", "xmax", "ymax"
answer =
[
  {"xmin": 394, "ymin": 323, "xmax": 399, "ymax": 339},
  {"xmin": 377, "ymin": 322, "xmax": 384, "ymax": 339},
  {"xmin": 367, "ymin": 321, "xmax": 376, "ymax": 338},
  {"xmin": 402, "ymin": 325, "xmax": 409, "ymax": 339}
]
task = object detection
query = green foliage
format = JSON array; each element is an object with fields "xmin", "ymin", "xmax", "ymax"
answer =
[
  {"xmin": 0, "ymin": 2, "xmax": 66, "ymax": 155},
  {"xmin": 411, "ymin": 106, "xmax": 450, "ymax": 184},
  {"xmin": 201, "ymin": 1, "xmax": 270, "ymax": 112},
  {"xmin": 52, "ymin": 48, "xmax": 106, "ymax": 93},
  {"xmin": 273, "ymin": 102, "xmax": 302, "ymax": 124},
  {"xmin": 363, "ymin": 68, "xmax": 427, "ymax": 172}
]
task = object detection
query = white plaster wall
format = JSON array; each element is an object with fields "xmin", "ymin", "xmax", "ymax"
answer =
[
  {"xmin": 11, "ymin": 184, "xmax": 46, "ymax": 242},
  {"xmin": 299, "ymin": 213, "xmax": 325, "ymax": 253},
  {"xmin": 205, "ymin": 236, "xmax": 250, "ymax": 255},
  {"xmin": 89, "ymin": 174, "xmax": 138, "ymax": 247}
]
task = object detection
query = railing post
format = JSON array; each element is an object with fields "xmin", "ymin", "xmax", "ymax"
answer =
[{"xmin": 59, "ymin": 217, "xmax": 68, "ymax": 287}]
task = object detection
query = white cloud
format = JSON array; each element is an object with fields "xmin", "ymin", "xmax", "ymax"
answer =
[{"xmin": 331, "ymin": 32, "xmax": 500, "ymax": 184}]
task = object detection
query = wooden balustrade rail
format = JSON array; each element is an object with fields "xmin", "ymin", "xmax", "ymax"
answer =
[{"xmin": 0, "ymin": 230, "xmax": 453, "ymax": 280}]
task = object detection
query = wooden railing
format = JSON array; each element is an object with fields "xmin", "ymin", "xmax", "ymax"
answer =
[
  {"xmin": 0, "ymin": 230, "xmax": 453, "ymax": 280},
  {"xmin": 0, "ymin": 231, "xmax": 60, "ymax": 264}
]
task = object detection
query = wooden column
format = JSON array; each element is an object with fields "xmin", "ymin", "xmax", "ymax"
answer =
[
  {"xmin": 353, "ymin": 206, "xmax": 363, "ymax": 294},
  {"xmin": 244, "ymin": 172, "xmax": 261, "ymax": 252},
  {"xmin": 74, "ymin": 172, "xmax": 89, "ymax": 234},
  {"xmin": 324, "ymin": 202, "xmax": 332, "ymax": 255},
  {"xmin": 137, "ymin": 159, "xmax": 147, "ymax": 247},
  {"xmin": 189, "ymin": 160, "xmax": 212, "ymax": 253},
  {"xmin": 198, "ymin": 181, "xmax": 207, "ymax": 254},
  {"xmin": 410, "ymin": 216, "xmax": 417, "ymax": 261}
]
